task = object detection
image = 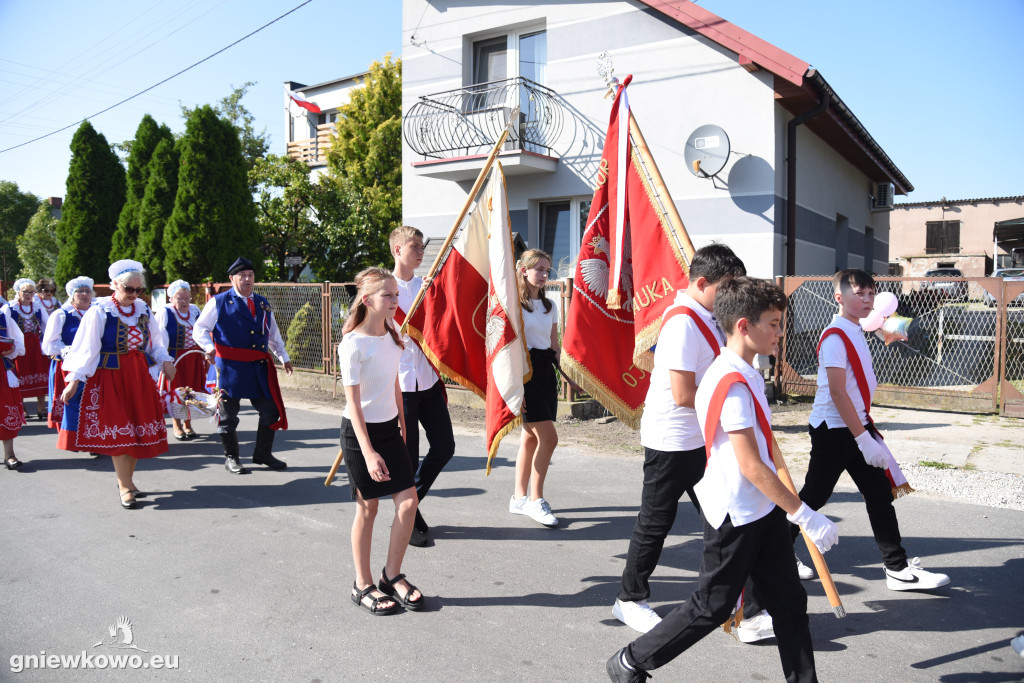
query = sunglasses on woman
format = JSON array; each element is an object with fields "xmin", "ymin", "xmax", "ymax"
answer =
[{"xmin": 121, "ymin": 286, "xmax": 146, "ymax": 295}]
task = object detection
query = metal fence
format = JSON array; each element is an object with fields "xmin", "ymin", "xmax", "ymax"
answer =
[
  {"xmin": 157, "ymin": 276, "xmax": 1021, "ymax": 417},
  {"xmin": 779, "ymin": 276, "xmax": 1023, "ymax": 416}
]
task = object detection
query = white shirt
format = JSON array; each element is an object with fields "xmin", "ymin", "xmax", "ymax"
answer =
[
  {"xmin": 339, "ymin": 331, "xmax": 403, "ymax": 423},
  {"xmin": 694, "ymin": 347, "xmax": 777, "ymax": 530},
  {"xmin": 641, "ymin": 292, "xmax": 723, "ymax": 451},
  {"xmin": 809, "ymin": 315, "xmax": 877, "ymax": 428},
  {"xmin": 522, "ymin": 296, "xmax": 558, "ymax": 350},
  {"xmin": 152, "ymin": 304, "xmax": 202, "ymax": 354},
  {"xmin": 41, "ymin": 304, "xmax": 89, "ymax": 357},
  {"xmin": 62, "ymin": 297, "xmax": 172, "ymax": 382},
  {"xmin": 192, "ymin": 288, "xmax": 290, "ymax": 364},
  {"xmin": 395, "ymin": 274, "xmax": 439, "ymax": 392}
]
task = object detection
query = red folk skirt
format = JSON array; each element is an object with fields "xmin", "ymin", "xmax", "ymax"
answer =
[
  {"xmin": 56, "ymin": 350, "xmax": 168, "ymax": 458},
  {"xmin": 0, "ymin": 365, "xmax": 25, "ymax": 439},
  {"xmin": 48, "ymin": 358, "xmax": 66, "ymax": 429},
  {"xmin": 15, "ymin": 331, "xmax": 49, "ymax": 398}
]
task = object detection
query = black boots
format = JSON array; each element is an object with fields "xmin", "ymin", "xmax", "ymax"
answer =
[
  {"xmin": 252, "ymin": 424, "xmax": 287, "ymax": 470},
  {"xmin": 221, "ymin": 432, "xmax": 248, "ymax": 474}
]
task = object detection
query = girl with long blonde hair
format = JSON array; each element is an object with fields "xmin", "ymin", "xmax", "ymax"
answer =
[
  {"xmin": 509, "ymin": 249, "xmax": 561, "ymax": 527},
  {"xmin": 339, "ymin": 267, "xmax": 425, "ymax": 615}
]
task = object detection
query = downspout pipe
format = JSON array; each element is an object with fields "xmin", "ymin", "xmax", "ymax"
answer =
[{"xmin": 785, "ymin": 83, "xmax": 828, "ymax": 276}]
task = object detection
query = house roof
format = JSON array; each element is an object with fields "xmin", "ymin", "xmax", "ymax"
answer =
[
  {"xmin": 635, "ymin": 0, "xmax": 913, "ymax": 194},
  {"xmin": 895, "ymin": 195, "xmax": 1024, "ymax": 208}
]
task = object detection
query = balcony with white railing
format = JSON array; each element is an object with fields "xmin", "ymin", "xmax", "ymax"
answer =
[{"xmin": 403, "ymin": 77, "xmax": 565, "ymax": 180}]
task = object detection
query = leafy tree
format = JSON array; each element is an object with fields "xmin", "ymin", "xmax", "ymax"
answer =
[
  {"xmin": 182, "ymin": 82, "xmax": 268, "ymax": 192},
  {"xmin": 135, "ymin": 138, "xmax": 179, "ymax": 286},
  {"xmin": 319, "ymin": 54, "xmax": 401, "ymax": 280},
  {"xmin": 0, "ymin": 180, "xmax": 40, "ymax": 281},
  {"xmin": 56, "ymin": 121, "xmax": 126, "ymax": 284},
  {"xmin": 251, "ymin": 154, "xmax": 346, "ymax": 281},
  {"xmin": 163, "ymin": 105, "xmax": 258, "ymax": 282},
  {"xmin": 110, "ymin": 115, "xmax": 173, "ymax": 264},
  {"xmin": 16, "ymin": 203, "xmax": 58, "ymax": 282}
]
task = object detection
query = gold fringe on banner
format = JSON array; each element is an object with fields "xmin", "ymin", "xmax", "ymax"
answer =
[
  {"xmin": 606, "ymin": 288, "xmax": 621, "ymax": 310},
  {"xmin": 892, "ymin": 482, "xmax": 915, "ymax": 500},
  {"xmin": 561, "ymin": 354, "xmax": 643, "ymax": 429},
  {"xmin": 486, "ymin": 415, "xmax": 522, "ymax": 475},
  {"xmin": 407, "ymin": 327, "xmax": 485, "ymax": 401}
]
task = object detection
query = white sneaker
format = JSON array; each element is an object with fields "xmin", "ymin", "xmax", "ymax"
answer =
[
  {"xmin": 612, "ymin": 598, "xmax": 662, "ymax": 634},
  {"xmin": 737, "ymin": 610, "xmax": 775, "ymax": 643},
  {"xmin": 795, "ymin": 555, "xmax": 814, "ymax": 580},
  {"xmin": 884, "ymin": 557, "xmax": 950, "ymax": 591},
  {"xmin": 509, "ymin": 495, "xmax": 528, "ymax": 515},
  {"xmin": 522, "ymin": 497, "xmax": 558, "ymax": 527}
]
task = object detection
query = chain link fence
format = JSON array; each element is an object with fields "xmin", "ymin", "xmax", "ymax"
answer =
[
  {"xmin": 999, "ymin": 280, "xmax": 1024, "ymax": 417},
  {"xmin": 779, "ymin": 276, "xmax": 1015, "ymax": 413}
]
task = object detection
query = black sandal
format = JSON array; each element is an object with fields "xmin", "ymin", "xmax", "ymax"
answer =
[
  {"xmin": 351, "ymin": 582, "xmax": 399, "ymax": 615},
  {"xmin": 4, "ymin": 457, "xmax": 22, "ymax": 470},
  {"xmin": 118, "ymin": 487, "xmax": 138, "ymax": 510},
  {"xmin": 378, "ymin": 567, "xmax": 425, "ymax": 611},
  {"xmin": 183, "ymin": 429, "xmax": 197, "ymax": 440}
]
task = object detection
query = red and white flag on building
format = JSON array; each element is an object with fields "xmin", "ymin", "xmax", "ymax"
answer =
[
  {"xmin": 562, "ymin": 76, "xmax": 692, "ymax": 427},
  {"xmin": 405, "ymin": 163, "xmax": 529, "ymax": 471},
  {"xmin": 287, "ymin": 89, "xmax": 321, "ymax": 114}
]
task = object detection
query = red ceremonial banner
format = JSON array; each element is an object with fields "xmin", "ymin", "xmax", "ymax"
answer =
[{"xmin": 561, "ymin": 77, "xmax": 691, "ymax": 427}]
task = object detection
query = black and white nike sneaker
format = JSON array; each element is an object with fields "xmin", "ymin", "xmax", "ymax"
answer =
[{"xmin": 884, "ymin": 557, "xmax": 950, "ymax": 591}]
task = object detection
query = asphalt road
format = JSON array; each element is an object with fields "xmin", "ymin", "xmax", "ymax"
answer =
[{"xmin": 1, "ymin": 404, "xmax": 1022, "ymax": 682}]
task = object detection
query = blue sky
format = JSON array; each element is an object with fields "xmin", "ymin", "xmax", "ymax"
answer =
[{"xmin": 0, "ymin": 0, "xmax": 1020, "ymax": 203}]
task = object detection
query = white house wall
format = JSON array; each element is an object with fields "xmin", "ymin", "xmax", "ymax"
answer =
[{"xmin": 403, "ymin": 0, "xmax": 890, "ymax": 278}]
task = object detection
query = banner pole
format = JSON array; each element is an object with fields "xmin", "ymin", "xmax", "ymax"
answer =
[{"xmin": 400, "ymin": 109, "xmax": 518, "ymax": 334}]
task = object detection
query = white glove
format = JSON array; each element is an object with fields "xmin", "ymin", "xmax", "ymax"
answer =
[
  {"xmin": 787, "ymin": 502, "xmax": 839, "ymax": 553},
  {"xmin": 855, "ymin": 430, "xmax": 888, "ymax": 469}
]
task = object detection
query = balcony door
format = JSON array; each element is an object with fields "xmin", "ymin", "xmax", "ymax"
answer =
[
  {"xmin": 540, "ymin": 197, "xmax": 591, "ymax": 276},
  {"xmin": 470, "ymin": 30, "xmax": 546, "ymax": 150}
]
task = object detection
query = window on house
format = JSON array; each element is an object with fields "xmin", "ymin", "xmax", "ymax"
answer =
[
  {"xmin": 540, "ymin": 197, "xmax": 591, "ymax": 276},
  {"xmin": 926, "ymin": 220, "xmax": 960, "ymax": 254},
  {"xmin": 469, "ymin": 29, "xmax": 546, "ymax": 116},
  {"xmin": 316, "ymin": 112, "xmax": 338, "ymax": 126}
]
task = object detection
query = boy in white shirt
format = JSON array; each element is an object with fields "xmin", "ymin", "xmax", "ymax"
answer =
[
  {"xmin": 794, "ymin": 268, "xmax": 949, "ymax": 591},
  {"xmin": 607, "ymin": 277, "xmax": 837, "ymax": 683},
  {"xmin": 613, "ymin": 244, "xmax": 756, "ymax": 634},
  {"xmin": 390, "ymin": 226, "xmax": 456, "ymax": 547}
]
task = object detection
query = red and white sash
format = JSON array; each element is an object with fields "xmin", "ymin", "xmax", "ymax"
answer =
[
  {"xmin": 817, "ymin": 328, "xmax": 912, "ymax": 498},
  {"xmin": 662, "ymin": 306, "xmax": 721, "ymax": 358}
]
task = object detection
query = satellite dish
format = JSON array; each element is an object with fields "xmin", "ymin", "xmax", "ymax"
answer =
[{"xmin": 684, "ymin": 124, "xmax": 730, "ymax": 178}]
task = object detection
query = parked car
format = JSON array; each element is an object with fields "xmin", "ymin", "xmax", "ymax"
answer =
[
  {"xmin": 983, "ymin": 268, "xmax": 1024, "ymax": 307},
  {"xmin": 920, "ymin": 268, "xmax": 968, "ymax": 302}
]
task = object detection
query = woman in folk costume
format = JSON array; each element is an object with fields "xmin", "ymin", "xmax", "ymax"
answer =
[
  {"xmin": 59, "ymin": 260, "xmax": 175, "ymax": 510},
  {"xmin": 36, "ymin": 277, "xmax": 60, "ymax": 315},
  {"xmin": 0, "ymin": 305, "xmax": 27, "ymax": 469},
  {"xmin": 2, "ymin": 278, "xmax": 50, "ymax": 420},
  {"xmin": 152, "ymin": 279, "xmax": 205, "ymax": 441},
  {"xmin": 41, "ymin": 276, "xmax": 94, "ymax": 432}
]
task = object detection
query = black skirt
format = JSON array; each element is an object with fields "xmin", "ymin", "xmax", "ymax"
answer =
[
  {"xmin": 523, "ymin": 348, "xmax": 558, "ymax": 423},
  {"xmin": 340, "ymin": 416, "xmax": 415, "ymax": 500}
]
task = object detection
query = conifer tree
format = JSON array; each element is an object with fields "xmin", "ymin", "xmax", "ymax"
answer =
[
  {"xmin": 109, "ymin": 115, "xmax": 173, "ymax": 263},
  {"xmin": 135, "ymin": 138, "xmax": 179, "ymax": 286},
  {"xmin": 56, "ymin": 121, "xmax": 126, "ymax": 284},
  {"xmin": 163, "ymin": 105, "xmax": 258, "ymax": 282}
]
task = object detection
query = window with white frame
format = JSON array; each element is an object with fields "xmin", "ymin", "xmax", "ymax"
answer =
[
  {"xmin": 539, "ymin": 197, "xmax": 592, "ymax": 277},
  {"xmin": 471, "ymin": 28, "xmax": 546, "ymax": 87}
]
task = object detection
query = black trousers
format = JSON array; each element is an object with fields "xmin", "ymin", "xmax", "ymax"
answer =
[
  {"xmin": 218, "ymin": 395, "xmax": 279, "ymax": 433},
  {"xmin": 626, "ymin": 507, "xmax": 816, "ymax": 683},
  {"xmin": 402, "ymin": 380, "xmax": 455, "ymax": 501},
  {"xmin": 618, "ymin": 446, "xmax": 765, "ymax": 615},
  {"xmin": 794, "ymin": 423, "xmax": 907, "ymax": 571}
]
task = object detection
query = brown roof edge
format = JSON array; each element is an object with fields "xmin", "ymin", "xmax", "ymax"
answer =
[{"xmin": 804, "ymin": 70, "xmax": 913, "ymax": 195}]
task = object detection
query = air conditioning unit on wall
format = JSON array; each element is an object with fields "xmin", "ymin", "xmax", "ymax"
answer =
[{"xmin": 871, "ymin": 182, "xmax": 895, "ymax": 212}]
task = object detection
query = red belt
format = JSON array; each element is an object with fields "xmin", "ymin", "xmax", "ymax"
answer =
[{"xmin": 214, "ymin": 343, "xmax": 288, "ymax": 430}]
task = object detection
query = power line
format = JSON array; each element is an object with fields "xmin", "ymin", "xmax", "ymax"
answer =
[{"xmin": 0, "ymin": 0, "xmax": 314, "ymax": 155}]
